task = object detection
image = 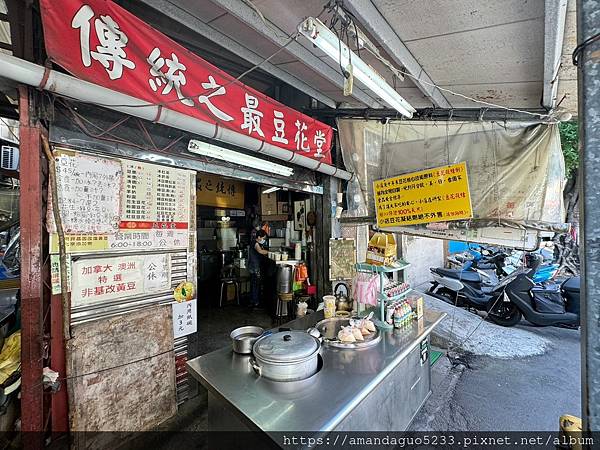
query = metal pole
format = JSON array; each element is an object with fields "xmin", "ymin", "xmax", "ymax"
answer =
[
  {"xmin": 578, "ymin": 0, "xmax": 600, "ymax": 434},
  {"xmin": 19, "ymin": 86, "xmax": 45, "ymax": 448}
]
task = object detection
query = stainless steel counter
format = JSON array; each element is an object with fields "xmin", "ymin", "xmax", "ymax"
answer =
[{"xmin": 187, "ymin": 300, "xmax": 446, "ymax": 436}]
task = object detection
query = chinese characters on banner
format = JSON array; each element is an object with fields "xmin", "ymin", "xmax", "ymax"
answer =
[
  {"xmin": 196, "ymin": 174, "xmax": 245, "ymax": 209},
  {"xmin": 374, "ymin": 162, "xmax": 473, "ymax": 228},
  {"xmin": 71, "ymin": 254, "xmax": 171, "ymax": 307},
  {"xmin": 48, "ymin": 152, "xmax": 122, "ymax": 234},
  {"xmin": 39, "ymin": 0, "xmax": 333, "ymax": 163},
  {"xmin": 172, "ymin": 300, "xmax": 197, "ymax": 339}
]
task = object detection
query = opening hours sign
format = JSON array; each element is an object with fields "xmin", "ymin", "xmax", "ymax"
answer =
[
  {"xmin": 374, "ymin": 162, "xmax": 473, "ymax": 228},
  {"xmin": 39, "ymin": 0, "xmax": 333, "ymax": 163}
]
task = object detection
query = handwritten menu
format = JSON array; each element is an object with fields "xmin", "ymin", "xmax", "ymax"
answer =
[
  {"xmin": 50, "ymin": 152, "xmax": 122, "ymax": 233},
  {"xmin": 49, "ymin": 149, "xmax": 194, "ymax": 254},
  {"xmin": 172, "ymin": 299, "xmax": 197, "ymax": 338},
  {"xmin": 71, "ymin": 254, "xmax": 171, "ymax": 306}
]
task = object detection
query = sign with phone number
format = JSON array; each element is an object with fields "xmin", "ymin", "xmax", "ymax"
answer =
[{"xmin": 374, "ymin": 162, "xmax": 473, "ymax": 228}]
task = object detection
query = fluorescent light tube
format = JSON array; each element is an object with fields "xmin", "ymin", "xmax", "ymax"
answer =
[
  {"xmin": 299, "ymin": 18, "xmax": 416, "ymax": 118},
  {"xmin": 188, "ymin": 139, "xmax": 294, "ymax": 177},
  {"xmin": 262, "ymin": 186, "xmax": 280, "ymax": 194}
]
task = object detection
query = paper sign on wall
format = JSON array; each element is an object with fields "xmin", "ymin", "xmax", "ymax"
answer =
[
  {"xmin": 48, "ymin": 152, "xmax": 122, "ymax": 234},
  {"xmin": 50, "ymin": 255, "xmax": 72, "ymax": 295},
  {"xmin": 172, "ymin": 300, "xmax": 197, "ymax": 338},
  {"xmin": 71, "ymin": 254, "xmax": 171, "ymax": 307},
  {"xmin": 374, "ymin": 162, "xmax": 473, "ymax": 228}
]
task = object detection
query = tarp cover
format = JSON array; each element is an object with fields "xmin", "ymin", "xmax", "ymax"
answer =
[{"xmin": 337, "ymin": 120, "xmax": 566, "ymax": 231}]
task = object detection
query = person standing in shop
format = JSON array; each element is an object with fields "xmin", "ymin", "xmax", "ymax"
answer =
[{"xmin": 248, "ymin": 230, "xmax": 269, "ymax": 309}]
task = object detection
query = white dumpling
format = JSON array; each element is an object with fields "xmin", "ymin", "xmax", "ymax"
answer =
[
  {"xmin": 351, "ymin": 327, "xmax": 364, "ymax": 341},
  {"xmin": 365, "ymin": 320, "xmax": 376, "ymax": 332}
]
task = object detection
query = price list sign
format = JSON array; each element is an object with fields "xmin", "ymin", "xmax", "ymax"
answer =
[
  {"xmin": 49, "ymin": 149, "xmax": 194, "ymax": 254},
  {"xmin": 120, "ymin": 160, "xmax": 190, "ymax": 229},
  {"xmin": 48, "ymin": 151, "xmax": 122, "ymax": 234},
  {"xmin": 374, "ymin": 162, "xmax": 473, "ymax": 228}
]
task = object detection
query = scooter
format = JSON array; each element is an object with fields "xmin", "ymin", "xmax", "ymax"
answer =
[
  {"xmin": 503, "ymin": 250, "xmax": 559, "ymax": 283},
  {"xmin": 489, "ymin": 254, "xmax": 580, "ymax": 328},
  {"xmin": 428, "ymin": 263, "xmax": 519, "ymax": 313},
  {"xmin": 446, "ymin": 246, "xmax": 508, "ymax": 287}
]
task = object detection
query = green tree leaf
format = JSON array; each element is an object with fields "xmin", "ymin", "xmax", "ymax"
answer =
[{"xmin": 559, "ymin": 121, "xmax": 579, "ymax": 178}]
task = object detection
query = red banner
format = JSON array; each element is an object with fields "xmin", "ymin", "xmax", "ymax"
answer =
[{"xmin": 39, "ymin": 0, "xmax": 333, "ymax": 164}]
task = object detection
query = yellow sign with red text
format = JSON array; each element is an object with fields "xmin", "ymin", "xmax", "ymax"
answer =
[{"xmin": 374, "ymin": 162, "xmax": 473, "ymax": 228}]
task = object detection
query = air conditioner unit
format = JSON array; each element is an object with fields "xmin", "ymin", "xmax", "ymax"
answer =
[{"xmin": 1, "ymin": 146, "xmax": 19, "ymax": 171}]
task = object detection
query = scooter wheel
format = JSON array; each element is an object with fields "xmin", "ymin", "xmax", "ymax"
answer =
[{"xmin": 486, "ymin": 297, "xmax": 522, "ymax": 327}]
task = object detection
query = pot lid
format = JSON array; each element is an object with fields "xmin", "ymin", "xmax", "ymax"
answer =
[{"xmin": 253, "ymin": 331, "xmax": 319, "ymax": 363}]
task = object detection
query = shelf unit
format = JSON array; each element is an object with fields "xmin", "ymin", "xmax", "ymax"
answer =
[{"xmin": 355, "ymin": 260, "xmax": 410, "ymax": 330}]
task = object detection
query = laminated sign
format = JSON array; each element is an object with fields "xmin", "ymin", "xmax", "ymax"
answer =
[
  {"xmin": 374, "ymin": 162, "xmax": 473, "ymax": 228},
  {"xmin": 71, "ymin": 254, "xmax": 171, "ymax": 307}
]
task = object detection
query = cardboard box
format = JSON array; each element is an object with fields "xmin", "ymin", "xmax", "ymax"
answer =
[
  {"xmin": 277, "ymin": 201, "xmax": 289, "ymax": 215},
  {"xmin": 365, "ymin": 232, "xmax": 397, "ymax": 266},
  {"xmin": 261, "ymin": 192, "xmax": 278, "ymax": 215}
]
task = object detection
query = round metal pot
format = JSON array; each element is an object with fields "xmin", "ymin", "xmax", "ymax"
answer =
[
  {"xmin": 335, "ymin": 295, "xmax": 353, "ymax": 312},
  {"xmin": 251, "ymin": 331, "xmax": 320, "ymax": 381},
  {"xmin": 230, "ymin": 326, "xmax": 264, "ymax": 354}
]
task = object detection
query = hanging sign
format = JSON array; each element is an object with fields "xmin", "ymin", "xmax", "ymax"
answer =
[
  {"xmin": 39, "ymin": 0, "xmax": 333, "ymax": 163},
  {"xmin": 196, "ymin": 174, "xmax": 245, "ymax": 209},
  {"xmin": 172, "ymin": 299, "xmax": 197, "ymax": 339},
  {"xmin": 71, "ymin": 253, "xmax": 171, "ymax": 307},
  {"xmin": 374, "ymin": 162, "xmax": 473, "ymax": 228}
]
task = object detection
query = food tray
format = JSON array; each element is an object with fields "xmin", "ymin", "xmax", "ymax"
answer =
[{"xmin": 315, "ymin": 317, "xmax": 381, "ymax": 349}]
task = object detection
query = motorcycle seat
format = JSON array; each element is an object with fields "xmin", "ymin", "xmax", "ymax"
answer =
[
  {"xmin": 562, "ymin": 276, "xmax": 580, "ymax": 293},
  {"xmin": 435, "ymin": 268, "xmax": 481, "ymax": 283}
]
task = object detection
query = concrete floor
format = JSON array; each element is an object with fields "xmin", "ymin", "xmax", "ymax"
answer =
[
  {"xmin": 411, "ymin": 322, "xmax": 581, "ymax": 431},
  {"xmin": 196, "ymin": 302, "xmax": 276, "ymax": 355}
]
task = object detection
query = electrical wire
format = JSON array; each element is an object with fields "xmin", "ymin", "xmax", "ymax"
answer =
[
  {"xmin": 572, "ymin": 31, "xmax": 600, "ymax": 66},
  {"xmin": 45, "ymin": 8, "xmax": 553, "ymax": 124},
  {"xmin": 50, "ymin": 31, "xmax": 300, "ymax": 110},
  {"xmin": 21, "ymin": 348, "xmax": 177, "ymax": 394},
  {"xmin": 324, "ymin": 2, "xmax": 551, "ymax": 119},
  {"xmin": 54, "ymin": 99, "xmax": 321, "ymax": 188}
]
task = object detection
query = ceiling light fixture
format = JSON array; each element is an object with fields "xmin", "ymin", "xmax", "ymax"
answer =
[
  {"xmin": 188, "ymin": 139, "xmax": 294, "ymax": 177},
  {"xmin": 262, "ymin": 186, "xmax": 280, "ymax": 194},
  {"xmin": 299, "ymin": 17, "xmax": 416, "ymax": 118}
]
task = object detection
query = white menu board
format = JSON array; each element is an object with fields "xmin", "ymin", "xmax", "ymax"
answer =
[
  {"xmin": 121, "ymin": 160, "xmax": 190, "ymax": 225},
  {"xmin": 49, "ymin": 149, "xmax": 195, "ymax": 254},
  {"xmin": 49, "ymin": 152, "xmax": 122, "ymax": 234}
]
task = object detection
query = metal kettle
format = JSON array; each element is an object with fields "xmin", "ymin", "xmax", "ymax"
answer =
[{"xmin": 335, "ymin": 293, "xmax": 353, "ymax": 312}]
